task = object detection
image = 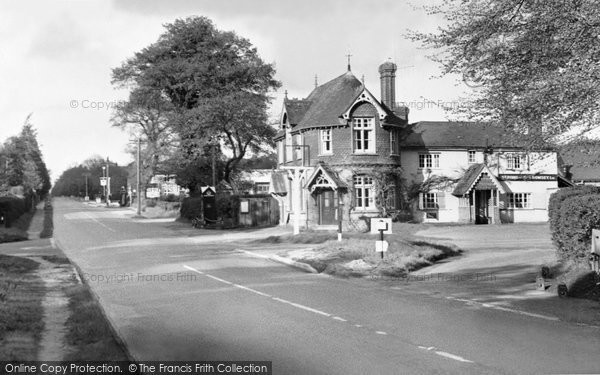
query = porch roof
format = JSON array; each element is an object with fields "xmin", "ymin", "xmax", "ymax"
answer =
[
  {"xmin": 453, "ymin": 163, "xmax": 506, "ymax": 196},
  {"xmin": 304, "ymin": 163, "xmax": 347, "ymax": 191}
]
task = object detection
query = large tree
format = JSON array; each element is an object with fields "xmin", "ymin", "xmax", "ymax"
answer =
[
  {"xmin": 112, "ymin": 16, "xmax": 280, "ymax": 183},
  {"xmin": 410, "ymin": 0, "xmax": 600, "ymax": 146}
]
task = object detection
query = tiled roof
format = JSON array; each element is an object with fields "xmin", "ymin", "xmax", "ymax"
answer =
[
  {"xmin": 559, "ymin": 142, "xmax": 600, "ymax": 182},
  {"xmin": 284, "ymin": 99, "xmax": 311, "ymax": 125},
  {"xmin": 304, "ymin": 163, "xmax": 348, "ymax": 190},
  {"xmin": 290, "ymin": 71, "xmax": 406, "ymax": 132},
  {"xmin": 452, "ymin": 163, "xmax": 505, "ymax": 196},
  {"xmin": 403, "ymin": 121, "xmax": 528, "ymax": 149}
]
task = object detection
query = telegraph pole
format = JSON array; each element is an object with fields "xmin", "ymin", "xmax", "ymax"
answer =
[
  {"xmin": 106, "ymin": 158, "xmax": 110, "ymax": 207},
  {"xmin": 137, "ymin": 137, "xmax": 142, "ymax": 216}
]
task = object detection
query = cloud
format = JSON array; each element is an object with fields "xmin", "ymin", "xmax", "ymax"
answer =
[{"xmin": 28, "ymin": 13, "xmax": 88, "ymax": 59}]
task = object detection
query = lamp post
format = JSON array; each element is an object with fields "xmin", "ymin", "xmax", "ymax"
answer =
[
  {"xmin": 102, "ymin": 166, "xmax": 106, "ymax": 204},
  {"xmin": 136, "ymin": 137, "xmax": 142, "ymax": 217},
  {"xmin": 105, "ymin": 158, "xmax": 111, "ymax": 207},
  {"xmin": 82, "ymin": 172, "xmax": 90, "ymax": 201}
]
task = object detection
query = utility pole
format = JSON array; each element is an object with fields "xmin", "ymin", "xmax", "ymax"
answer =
[
  {"xmin": 211, "ymin": 143, "xmax": 217, "ymax": 188},
  {"xmin": 106, "ymin": 158, "xmax": 110, "ymax": 207},
  {"xmin": 137, "ymin": 137, "xmax": 142, "ymax": 216}
]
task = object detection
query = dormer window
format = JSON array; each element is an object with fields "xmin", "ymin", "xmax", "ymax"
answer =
[{"xmin": 352, "ymin": 117, "xmax": 375, "ymax": 153}]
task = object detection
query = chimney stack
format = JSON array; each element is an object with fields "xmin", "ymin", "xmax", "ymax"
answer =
[{"xmin": 378, "ymin": 59, "xmax": 397, "ymax": 110}]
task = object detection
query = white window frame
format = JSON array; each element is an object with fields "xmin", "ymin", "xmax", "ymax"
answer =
[
  {"xmin": 506, "ymin": 153, "xmax": 523, "ymax": 170},
  {"xmin": 507, "ymin": 193, "xmax": 531, "ymax": 208},
  {"xmin": 390, "ymin": 130, "xmax": 400, "ymax": 155},
  {"xmin": 422, "ymin": 192, "xmax": 439, "ymax": 209},
  {"xmin": 419, "ymin": 153, "xmax": 440, "ymax": 169},
  {"xmin": 294, "ymin": 134, "xmax": 303, "ymax": 161},
  {"xmin": 468, "ymin": 150, "xmax": 476, "ymax": 164},
  {"xmin": 352, "ymin": 117, "xmax": 375, "ymax": 153},
  {"xmin": 320, "ymin": 129, "xmax": 332, "ymax": 155},
  {"xmin": 353, "ymin": 175, "xmax": 374, "ymax": 210}
]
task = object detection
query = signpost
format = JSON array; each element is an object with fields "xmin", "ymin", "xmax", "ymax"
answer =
[{"xmin": 372, "ymin": 218, "xmax": 392, "ymax": 259}]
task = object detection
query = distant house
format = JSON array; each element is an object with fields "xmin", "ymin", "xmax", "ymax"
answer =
[
  {"xmin": 272, "ymin": 61, "xmax": 570, "ymax": 229},
  {"xmin": 146, "ymin": 175, "xmax": 184, "ymax": 198},
  {"xmin": 559, "ymin": 142, "xmax": 600, "ymax": 186},
  {"xmin": 236, "ymin": 169, "xmax": 273, "ymax": 194}
]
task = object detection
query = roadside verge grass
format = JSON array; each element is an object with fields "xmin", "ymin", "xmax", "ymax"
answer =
[
  {"xmin": 0, "ymin": 210, "xmax": 35, "ymax": 243},
  {"xmin": 0, "ymin": 254, "xmax": 44, "ymax": 360},
  {"xmin": 39, "ymin": 200, "xmax": 53, "ymax": 239}
]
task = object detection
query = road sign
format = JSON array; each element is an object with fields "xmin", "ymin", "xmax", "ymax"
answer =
[
  {"xmin": 370, "ymin": 218, "xmax": 392, "ymax": 234},
  {"xmin": 375, "ymin": 240, "xmax": 389, "ymax": 252},
  {"xmin": 100, "ymin": 177, "xmax": 107, "ymax": 186}
]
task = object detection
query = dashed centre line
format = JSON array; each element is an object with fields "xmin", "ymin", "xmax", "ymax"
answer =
[{"xmin": 183, "ymin": 264, "xmax": 476, "ymax": 365}]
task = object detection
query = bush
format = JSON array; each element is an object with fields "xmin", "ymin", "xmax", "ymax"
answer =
[
  {"xmin": 554, "ymin": 194, "xmax": 600, "ymax": 262},
  {"xmin": 0, "ymin": 196, "xmax": 27, "ymax": 228},
  {"xmin": 162, "ymin": 194, "xmax": 179, "ymax": 202},
  {"xmin": 180, "ymin": 197, "xmax": 203, "ymax": 220},
  {"xmin": 548, "ymin": 185, "xmax": 600, "ymax": 250},
  {"xmin": 216, "ymin": 194, "xmax": 240, "ymax": 221},
  {"xmin": 145, "ymin": 198, "xmax": 157, "ymax": 208}
]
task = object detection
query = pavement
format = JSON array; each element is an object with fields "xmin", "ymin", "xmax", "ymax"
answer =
[{"xmin": 49, "ymin": 198, "xmax": 600, "ymax": 374}]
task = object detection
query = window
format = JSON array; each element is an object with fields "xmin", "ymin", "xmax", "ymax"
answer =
[
  {"xmin": 422, "ymin": 193, "xmax": 438, "ymax": 209},
  {"xmin": 353, "ymin": 117, "xmax": 375, "ymax": 153},
  {"xmin": 277, "ymin": 141, "xmax": 284, "ymax": 164},
  {"xmin": 320, "ymin": 129, "xmax": 332, "ymax": 154},
  {"xmin": 255, "ymin": 183, "xmax": 269, "ymax": 193},
  {"xmin": 468, "ymin": 150, "xmax": 476, "ymax": 164},
  {"xmin": 419, "ymin": 154, "xmax": 440, "ymax": 169},
  {"xmin": 508, "ymin": 193, "xmax": 531, "ymax": 208},
  {"xmin": 285, "ymin": 130, "xmax": 293, "ymax": 163},
  {"xmin": 390, "ymin": 130, "xmax": 400, "ymax": 155},
  {"xmin": 353, "ymin": 175, "xmax": 374, "ymax": 210},
  {"xmin": 294, "ymin": 134, "xmax": 303, "ymax": 160},
  {"xmin": 507, "ymin": 154, "xmax": 523, "ymax": 170}
]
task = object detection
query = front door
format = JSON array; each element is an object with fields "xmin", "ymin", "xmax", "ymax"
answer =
[
  {"xmin": 475, "ymin": 190, "xmax": 490, "ymax": 224},
  {"xmin": 319, "ymin": 190, "xmax": 337, "ymax": 225}
]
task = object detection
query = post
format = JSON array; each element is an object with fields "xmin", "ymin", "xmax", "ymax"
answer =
[
  {"xmin": 293, "ymin": 172, "xmax": 301, "ymax": 235},
  {"xmin": 211, "ymin": 143, "xmax": 216, "ymax": 187},
  {"xmin": 106, "ymin": 159, "xmax": 110, "ymax": 207},
  {"xmin": 379, "ymin": 229, "xmax": 385, "ymax": 259},
  {"xmin": 137, "ymin": 137, "xmax": 142, "ymax": 216},
  {"xmin": 337, "ymin": 192, "xmax": 343, "ymax": 241}
]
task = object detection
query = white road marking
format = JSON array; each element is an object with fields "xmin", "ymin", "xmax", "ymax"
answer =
[
  {"xmin": 446, "ymin": 296, "xmax": 560, "ymax": 321},
  {"xmin": 20, "ymin": 246, "xmax": 50, "ymax": 250},
  {"xmin": 183, "ymin": 264, "xmax": 476, "ymax": 366},
  {"xmin": 418, "ymin": 346, "xmax": 474, "ymax": 363},
  {"xmin": 84, "ymin": 212, "xmax": 116, "ymax": 232}
]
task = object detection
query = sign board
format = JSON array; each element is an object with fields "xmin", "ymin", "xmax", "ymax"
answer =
[
  {"xmin": 375, "ymin": 240, "xmax": 389, "ymax": 252},
  {"xmin": 370, "ymin": 218, "xmax": 392, "ymax": 234},
  {"xmin": 592, "ymin": 229, "xmax": 600, "ymax": 255},
  {"xmin": 240, "ymin": 201, "xmax": 249, "ymax": 214},
  {"xmin": 145, "ymin": 187, "xmax": 160, "ymax": 198},
  {"xmin": 201, "ymin": 186, "xmax": 216, "ymax": 197},
  {"xmin": 499, "ymin": 174, "xmax": 556, "ymax": 181},
  {"xmin": 100, "ymin": 177, "xmax": 107, "ymax": 186}
]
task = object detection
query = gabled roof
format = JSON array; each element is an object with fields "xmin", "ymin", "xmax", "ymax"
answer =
[
  {"xmin": 403, "ymin": 121, "xmax": 530, "ymax": 149},
  {"xmin": 452, "ymin": 163, "xmax": 505, "ymax": 196},
  {"xmin": 289, "ymin": 71, "xmax": 407, "ymax": 132},
  {"xmin": 304, "ymin": 163, "xmax": 347, "ymax": 191}
]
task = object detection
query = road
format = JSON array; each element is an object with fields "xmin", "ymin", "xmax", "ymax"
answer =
[{"xmin": 53, "ymin": 198, "xmax": 600, "ymax": 374}]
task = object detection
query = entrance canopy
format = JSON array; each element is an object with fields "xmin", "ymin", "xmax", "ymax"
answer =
[
  {"xmin": 453, "ymin": 164, "xmax": 506, "ymax": 197},
  {"xmin": 304, "ymin": 163, "xmax": 347, "ymax": 193}
]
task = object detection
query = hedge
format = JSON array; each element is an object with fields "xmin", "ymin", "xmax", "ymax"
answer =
[
  {"xmin": 180, "ymin": 194, "xmax": 240, "ymax": 226},
  {"xmin": 0, "ymin": 196, "xmax": 27, "ymax": 228},
  {"xmin": 554, "ymin": 194, "xmax": 600, "ymax": 262},
  {"xmin": 180, "ymin": 197, "xmax": 203, "ymax": 220},
  {"xmin": 548, "ymin": 185, "xmax": 600, "ymax": 252}
]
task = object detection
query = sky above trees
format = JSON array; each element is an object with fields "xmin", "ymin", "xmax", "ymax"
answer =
[{"xmin": 1, "ymin": 0, "xmax": 470, "ymax": 182}]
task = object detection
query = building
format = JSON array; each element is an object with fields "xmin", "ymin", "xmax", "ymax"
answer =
[
  {"xmin": 559, "ymin": 141, "xmax": 600, "ymax": 186},
  {"xmin": 272, "ymin": 61, "xmax": 570, "ymax": 230}
]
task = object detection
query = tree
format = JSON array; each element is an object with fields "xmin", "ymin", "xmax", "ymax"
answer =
[
  {"xmin": 52, "ymin": 158, "xmax": 128, "ymax": 199},
  {"xmin": 111, "ymin": 88, "xmax": 177, "ymax": 188},
  {"xmin": 112, "ymin": 16, "xmax": 280, "ymax": 183},
  {"xmin": 409, "ymin": 0, "xmax": 600, "ymax": 146}
]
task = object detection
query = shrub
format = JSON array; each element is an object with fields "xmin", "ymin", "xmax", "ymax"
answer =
[
  {"xmin": 0, "ymin": 196, "xmax": 27, "ymax": 228},
  {"xmin": 162, "ymin": 194, "xmax": 179, "ymax": 202},
  {"xmin": 216, "ymin": 194, "xmax": 240, "ymax": 224},
  {"xmin": 548, "ymin": 185, "xmax": 600, "ymax": 250},
  {"xmin": 145, "ymin": 198, "xmax": 157, "ymax": 208},
  {"xmin": 554, "ymin": 194, "xmax": 600, "ymax": 262},
  {"xmin": 180, "ymin": 197, "xmax": 203, "ymax": 220}
]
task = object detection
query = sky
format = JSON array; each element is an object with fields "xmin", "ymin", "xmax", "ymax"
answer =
[{"xmin": 0, "ymin": 0, "xmax": 472, "ymax": 183}]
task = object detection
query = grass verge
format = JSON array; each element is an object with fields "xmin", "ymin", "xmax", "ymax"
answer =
[
  {"xmin": 0, "ymin": 254, "xmax": 44, "ymax": 360},
  {"xmin": 63, "ymin": 283, "xmax": 130, "ymax": 360},
  {"xmin": 39, "ymin": 200, "xmax": 53, "ymax": 239}
]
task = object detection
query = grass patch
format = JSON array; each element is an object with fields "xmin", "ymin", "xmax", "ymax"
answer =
[
  {"xmin": 63, "ymin": 284, "xmax": 129, "ymax": 360},
  {"xmin": 0, "ymin": 254, "xmax": 44, "ymax": 360},
  {"xmin": 293, "ymin": 233, "xmax": 462, "ymax": 278},
  {"xmin": 257, "ymin": 232, "xmax": 334, "ymax": 244}
]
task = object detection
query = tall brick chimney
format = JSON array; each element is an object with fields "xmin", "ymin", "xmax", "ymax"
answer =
[{"xmin": 378, "ymin": 59, "xmax": 397, "ymax": 110}]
